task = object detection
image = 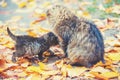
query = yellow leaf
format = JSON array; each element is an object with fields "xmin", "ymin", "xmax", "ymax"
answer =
[
  {"xmin": 42, "ymin": 2, "xmax": 51, "ymax": 7},
  {"xmin": 107, "ymin": 53, "xmax": 120, "ymax": 61},
  {"xmin": 1, "ymin": 2, "xmax": 7, "ymax": 7},
  {"xmin": 38, "ymin": 62, "xmax": 48, "ymax": 70},
  {"xmin": 112, "ymin": 5, "xmax": 120, "ymax": 14},
  {"xmin": 105, "ymin": 7, "xmax": 113, "ymax": 13},
  {"xmin": 82, "ymin": 11, "xmax": 91, "ymax": 19},
  {"xmin": 18, "ymin": 78, "xmax": 26, "ymax": 80},
  {"xmin": 27, "ymin": 1, "xmax": 36, "ymax": 8},
  {"xmin": 105, "ymin": 39, "xmax": 120, "ymax": 47},
  {"xmin": 26, "ymin": 66, "xmax": 42, "ymax": 73},
  {"xmin": 104, "ymin": 0, "xmax": 112, "ymax": 3},
  {"xmin": 41, "ymin": 75, "xmax": 50, "ymax": 80},
  {"xmin": 30, "ymin": 74, "xmax": 41, "ymax": 80},
  {"xmin": 21, "ymin": 62, "xmax": 29, "ymax": 67},
  {"xmin": 3, "ymin": 42, "xmax": 14, "ymax": 49},
  {"xmin": 38, "ymin": 27, "xmax": 50, "ymax": 33},
  {"xmin": 94, "ymin": 60, "xmax": 112, "ymax": 67},
  {"xmin": 11, "ymin": 16, "xmax": 22, "ymax": 22},
  {"xmin": 67, "ymin": 67, "xmax": 87, "ymax": 77},
  {"xmin": 56, "ymin": 60, "xmax": 64, "ymax": 69},
  {"xmin": 91, "ymin": 66, "xmax": 110, "ymax": 73},
  {"xmin": 52, "ymin": 76, "xmax": 63, "ymax": 80},
  {"xmin": 61, "ymin": 65, "xmax": 68, "ymax": 77},
  {"xmin": 41, "ymin": 70, "xmax": 59, "ymax": 76},
  {"xmin": 27, "ymin": 30, "xmax": 37, "ymax": 37},
  {"xmin": 28, "ymin": 0, "xmax": 34, "ymax": 2},
  {"xmin": 90, "ymin": 72, "xmax": 108, "ymax": 80},
  {"xmin": 17, "ymin": 72, "xmax": 27, "ymax": 77},
  {"xmin": 18, "ymin": 2, "xmax": 27, "ymax": 8},
  {"xmin": 101, "ymin": 72, "xmax": 119, "ymax": 78}
]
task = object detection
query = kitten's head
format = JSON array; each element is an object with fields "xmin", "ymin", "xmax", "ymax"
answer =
[
  {"xmin": 44, "ymin": 32, "xmax": 59, "ymax": 46},
  {"xmin": 46, "ymin": 5, "xmax": 74, "ymax": 26}
]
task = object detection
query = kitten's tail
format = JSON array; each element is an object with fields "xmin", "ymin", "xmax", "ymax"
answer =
[{"xmin": 7, "ymin": 27, "xmax": 17, "ymax": 41}]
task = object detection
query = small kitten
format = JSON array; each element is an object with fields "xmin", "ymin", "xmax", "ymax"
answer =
[{"xmin": 7, "ymin": 27, "xmax": 59, "ymax": 64}]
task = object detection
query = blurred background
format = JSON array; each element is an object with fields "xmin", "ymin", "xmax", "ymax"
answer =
[{"xmin": 0, "ymin": 0, "xmax": 120, "ymax": 35}]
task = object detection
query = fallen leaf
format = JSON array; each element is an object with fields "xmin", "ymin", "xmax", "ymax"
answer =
[
  {"xmin": 20, "ymin": 62, "xmax": 29, "ymax": 67},
  {"xmin": 61, "ymin": 64, "xmax": 72, "ymax": 77},
  {"xmin": 27, "ymin": 1, "xmax": 36, "ymax": 8},
  {"xmin": 26, "ymin": 66, "xmax": 42, "ymax": 73},
  {"xmin": 27, "ymin": 30, "xmax": 38, "ymax": 37},
  {"xmin": 101, "ymin": 72, "xmax": 119, "ymax": 79},
  {"xmin": 29, "ymin": 74, "xmax": 41, "ymax": 80},
  {"xmin": 11, "ymin": 16, "xmax": 22, "ymax": 22},
  {"xmin": 17, "ymin": 72, "xmax": 27, "ymax": 77},
  {"xmin": 0, "ymin": 59, "xmax": 6, "ymax": 68},
  {"xmin": 105, "ymin": 7, "xmax": 113, "ymax": 13},
  {"xmin": 41, "ymin": 70, "xmax": 59, "ymax": 76},
  {"xmin": 18, "ymin": 2, "xmax": 27, "ymax": 8},
  {"xmin": 42, "ymin": 2, "xmax": 51, "ymax": 7},
  {"xmin": 1, "ymin": 2, "xmax": 7, "ymax": 7},
  {"xmin": 107, "ymin": 53, "xmax": 120, "ymax": 61},
  {"xmin": 52, "ymin": 75, "xmax": 63, "ymax": 80},
  {"xmin": 82, "ymin": 11, "xmax": 91, "ymax": 18},
  {"xmin": 112, "ymin": 5, "xmax": 120, "ymax": 14},
  {"xmin": 91, "ymin": 66, "xmax": 110, "ymax": 73},
  {"xmin": 105, "ymin": 39, "xmax": 120, "ymax": 47},
  {"xmin": 32, "ymin": 17, "xmax": 46, "ymax": 24},
  {"xmin": 3, "ymin": 42, "xmax": 14, "ymax": 49},
  {"xmin": 67, "ymin": 67, "xmax": 87, "ymax": 77},
  {"xmin": 38, "ymin": 27, "xmax": 50, "ymax": 33},
  {"xmin": 0, "ymin": 72, "xmax": 9, "ymax": 79},
  {"xmin": 90, "ymin": 72, "xmax": 108, "ymax": 80},
  {"xmin": 38, "ymin": 62, "xmax": 48, "ymax": 70}
]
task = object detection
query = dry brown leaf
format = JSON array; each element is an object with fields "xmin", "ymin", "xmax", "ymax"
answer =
[
  {"xmin": 32, "ymin": 13, "xmax": 46, "ymax": 24},
  {"xmin": 0, "ymin": 72, "xmax": 10, "ymax": 79},
  {"xmin": 0, "ymin": 59, "xmax": 6, "ymax": 68}
]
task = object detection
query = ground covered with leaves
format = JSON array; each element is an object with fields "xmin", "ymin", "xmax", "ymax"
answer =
[{"xmin": 0, "ymin": 0, "xmax": 120, "ymax": 80}]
